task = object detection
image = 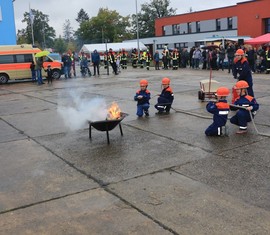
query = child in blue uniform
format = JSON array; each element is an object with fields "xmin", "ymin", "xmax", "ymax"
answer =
[
  {"xmin": 155, "ymin": 77, "xmax": 174, "ymax": 114},
  {"xmin": 134, "ymin": 79, "xmax": 151, "ymax": 117},
  {"xmin": 205, "ymin": 87, "xmax": 230, "ymax": 136},
  {"xmin": 230, "ymin": 80, "xmax": 259, "ymax": 134}
]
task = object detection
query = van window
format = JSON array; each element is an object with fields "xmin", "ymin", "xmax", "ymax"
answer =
[
  {"xmin": 44, "ymin": 57, "xmax": 53, "ymax": 62},
  {"xmin": 16, "ymin": 54, "xmax": 33, "ymax": 63},
  {"xmin": 0, "ymin": 55, "xmax": 14, "ymax": 64}
]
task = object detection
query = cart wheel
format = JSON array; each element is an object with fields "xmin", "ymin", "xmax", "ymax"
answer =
[{"xmin": 198, "ymin": 91, "xmax": 205, "ymax": 101}]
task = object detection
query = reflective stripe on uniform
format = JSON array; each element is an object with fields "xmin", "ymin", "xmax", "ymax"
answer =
[{"xmin": 219, "ymin": 111, "xmax": 229, "ymax": 115}]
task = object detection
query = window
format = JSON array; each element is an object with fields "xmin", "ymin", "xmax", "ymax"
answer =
[
  {"xmin": 172, "ymin": 24, "xmax": 180, "ymax": 35},
  {"xmin": 228, "ymin": 17, "xmax": 233, "ymax": 30},
  {"xmin": 175, "ymin": 43, "xmax": 188, "ymax": 49},
  {"xmin": 16, "ymin": 54, "xmax": 33, "ymax": 63},
  {"xmin": 216, "ymin": 19, "xmax": 221, "ymax": 31},
  {"xmin": 187, "ymin": 22, "xmax": 192, "ymax": 33},
  {"xmin": 0, "ymin": 55, "xmax": 15, "ymax": 64},
  {"xmin": 0, "ymin": 6, "xmax": 2, "ymax": 21},
  {"xmin": 196, "ymin": 21, "xmax": 200, "ymax": 33},
  {"xmin": 265, "ymin": 18, "xmax": 270, "ymax": 33},
  {"xmin": 157, "ymin": 44, "xmax": 166, "ymax": 49}
]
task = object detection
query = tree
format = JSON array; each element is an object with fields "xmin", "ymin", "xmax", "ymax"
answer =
[
  {"xmin": 76, "ymin": 8, "xmax": 131, "ymax": 44},
  {"xmin": 63, "ymin": 19, "xmax": 74, "ymax": 42},
  {"xmin": 76, "ymin": 9, "xmax": 89, "ymax": 24},
  {"xmin": 131, "ymin": 0, "xmax": 176, "ymax": 38},
  {"xmin": 19, "ymin": 9, "xmax": 56, "ymax": 48},
  {"xmin": 53, "ymin": 37, "xmax": 67, "ymax": 54}
]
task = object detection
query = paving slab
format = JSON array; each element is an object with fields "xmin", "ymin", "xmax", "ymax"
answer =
[
  {"xmin": 108, "ymin": 170, "xmax": 270, "ymax": 235},
  {"xmin": 0, "ymin": 188, "xmax": 172, "ymax": 235},
  {"xmin": 127, "ymin": 111, "xmax": 267, "ymax": 154},
  {"xmin": 0, "ymin": 68, "xmax": 270, "ymax": 234},
  {"xmin": 0, "ymin": 119, "xmax": 26, "ymax": 143},
  {"xmin": 0, "ymin": 139, "xmax": 98, "ymax": 212},
  {"xmin": 35, "ymin": 126, "xmax": 210, "ymax": 184},
  {"xmin": 174, "ymin": 138, "xmax": 270, "ymax": 210}
]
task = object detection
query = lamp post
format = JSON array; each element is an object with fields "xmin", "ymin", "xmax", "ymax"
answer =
[{"xmin": 135, "ymin": 0, "xmax": 140, "ymax": 57}]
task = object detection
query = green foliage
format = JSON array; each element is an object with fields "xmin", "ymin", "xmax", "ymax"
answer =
[
  {"xmin": 76, "ymin": 9, "xmax": 89, "ymax": 24},
  {"xmin": 75, "ymin": 8, "xmax": 132, "ymax": 44},
  {"xmin": 53, "ymin": 37, "xmax": 67, "ymax": 54},
  {"xmin": 132, "ymin": 0, "xmax": 176, "ymax": 38},
  {"xmin": 19, "ymin": 9, "xmax": 56, "ymax": 49}
]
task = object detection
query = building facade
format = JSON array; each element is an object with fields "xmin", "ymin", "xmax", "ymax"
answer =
[
  {"xmin": 125, "ymin": 0, "xmax": 270, "ymax": 55},
  {"xmin": 0, "ymin": 0, "xmax": 16, "ymax": 45}
]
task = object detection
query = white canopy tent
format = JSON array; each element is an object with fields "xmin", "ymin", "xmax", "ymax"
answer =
[{"xmin": 80, "ymin": 42, "xmax": 147, "ymax": 54}]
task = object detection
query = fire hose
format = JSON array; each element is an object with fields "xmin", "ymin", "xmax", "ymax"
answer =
[
  {"xmin": 229, "ymin": 104, "xmax": 270, "ymax": 137},
  {"xmin": 171, "ymin": 106, "xmax": 270, "ymax": 137}
]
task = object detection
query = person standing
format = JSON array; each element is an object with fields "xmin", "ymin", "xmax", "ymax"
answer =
[
  {"xmin": 71, "ymin": 52, "xmax": 76, "ymax": 77},
  {"xmin": 226, "ymin": 43, "xmax": 236, "ymax": 73},
  {"xmin": 36, "ymin": 56, "xmax": 45, "ymax": 85},
  {"xmin": 120, "ymin": 49, "xmax": 128, "ymax": 69},
  {"xmin": 233, "ymin": 49, "xmax": 254, "ymax": 97},
  {"xmin": 246, "ymin": 46, "xmax": 256, "ymax": 73},
  {"xmin": 30, "ymin": 60, "xmax": 36, "ymax": 82},
  {"xmin": 91, "ymin": 49, "xmax": 100, "ymax": 76},
  {"xmin": 172, "ymin": 48, "xmax": 179, "ymax": 70},
  {"xmin": 218, "ymin": 45, "xmax": 226, "ymax": 71},
  {"xmin": 108, "ymin": 48, "xmax": 118, "ymax": 75},
  {"xmin": 192, "ymin": 47, "xmax": 201, "ymax": 69},
  {"xmin": 62, "ymin": 54, "xmax": 69, "ymax": 79},
  {"xmin": 162, "ymin": 46, "xmax": 169, "ymax": 70},
  {"xmin": 45, "ymin": 64, "xmax": 53, "ymax": 84},
  {"xmin": 145, "ymin": 50, "xmax": 151, "ymax": 70},
  {"xmin": 153, "ymin": 51, "xmax": 160, "ymax": 70}
]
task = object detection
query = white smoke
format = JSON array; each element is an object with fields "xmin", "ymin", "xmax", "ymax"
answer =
[{"xmin": 57, "ymin": 90, "xmax": 108, "ymax": 131}]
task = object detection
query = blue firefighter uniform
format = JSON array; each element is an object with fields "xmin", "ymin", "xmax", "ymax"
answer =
[
  {"xmin": 233, "ymin": 58, "xmax": 254, "ymax": 97},
  {"xmin": 230, "ymin": 94, "xmax": 259, "ymax": 131},
  {"xmin": 134, "ymin": 89, "xmax": 151, "ymax": 117},
  {"xmin": 205, "ymin": 100, "xmax": 230, "ymax": 136},
  {"xmin": 155, "ymin": 86, "xmax": 174, "ymax": 113}
]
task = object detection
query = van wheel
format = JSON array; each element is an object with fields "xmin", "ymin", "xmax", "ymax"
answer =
[
  {"xmin": 52, "ymin": 69, "xmax": 61, "ymax": 79},
  {"xmin": 0, "ymin": 74, "xmax": 9, "ymax": 84}
]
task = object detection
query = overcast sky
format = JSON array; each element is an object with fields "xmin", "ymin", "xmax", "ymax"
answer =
[{"xmin": 13, "ymin": 0, "xmax": 252, "ymax": 36}]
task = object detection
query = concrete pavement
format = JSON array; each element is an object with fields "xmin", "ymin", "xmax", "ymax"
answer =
[{"xmin": 0, "ymin": 67, "xmax": 270, "ymax": 234}]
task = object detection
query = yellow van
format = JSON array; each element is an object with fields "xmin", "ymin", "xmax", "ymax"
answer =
[{"xmin": 0, "ymin": 44, "xmax": 63, "ymax": 84}]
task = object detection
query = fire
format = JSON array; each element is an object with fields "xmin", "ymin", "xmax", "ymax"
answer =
[{"xmin": 107, "ymin": 102, "xmax": 121, "ymax": 120}]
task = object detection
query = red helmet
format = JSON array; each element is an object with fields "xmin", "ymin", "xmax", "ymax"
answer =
[
  {"xmin": 235, "ymin": 49, "xmax": 245, "ymax": 56},
  {"xmin": 140, "ymin": 79, "xmax": 148, "ymax": 86},
  {"xmin": 216, "ymin": 87, "xmax": 230, "ymax": 96},
  {"xmin": 162, "ymin": 77, "xmax": 170, "ymax": 85},
  {"xmin": 235, "ymin": 80, "xmax": 249, "ymax": 89}
]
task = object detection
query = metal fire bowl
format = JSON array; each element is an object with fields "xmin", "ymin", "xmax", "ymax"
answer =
[{"xmin": 88, "ymin": 112, "xmax": 128, "ymax": 132}]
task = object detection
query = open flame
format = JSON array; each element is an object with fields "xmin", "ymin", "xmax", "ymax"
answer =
[{"xmin": 107, "ymin": 102, "xmax": 121, "ymax": 120}]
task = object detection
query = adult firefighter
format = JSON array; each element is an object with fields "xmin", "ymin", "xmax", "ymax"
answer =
[
  {"xmin": 108, "ymin": 48, "xmax": 118, "ymax": 75},
  {"xmin": 232, "ymin": 49, "xmax": 254, "ymax": 97},
  {"xmin": 120, "ymin": 49, "xmax": 128, "ymax": 69},
  {"xmin": 172, "ymin": 48, "xmax": 179, "ymax": 70}
]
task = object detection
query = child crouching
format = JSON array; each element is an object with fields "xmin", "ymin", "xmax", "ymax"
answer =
[
  {"xmin": 134, "ymin": 79, "xmax": 151, "ymax": 117},
  {"xmin": 230, "ymin": 80, "xmax": 259, "ymax": 134},
  {"xmin": 205, "ymin": 87, "xmax": 230, "ymax": 136},
  {"xmin": 154, "ymin": 77, "xmax": 174, "ymax": 114}
]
